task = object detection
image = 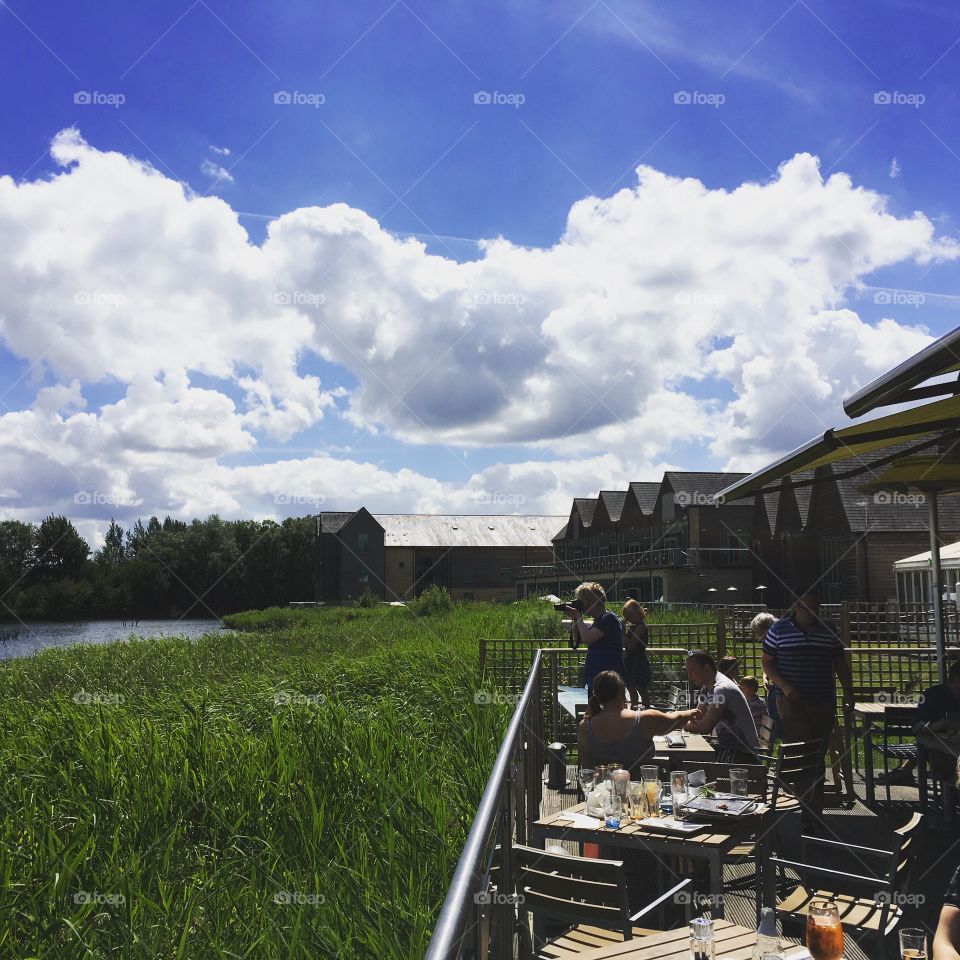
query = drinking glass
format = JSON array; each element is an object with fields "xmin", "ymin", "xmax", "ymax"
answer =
[
  {"xmin": 578, "ymin": 768, "xmax": 596, "ymax": 800},
  {"xmin": 627, "ymin": 781, "xmax": 645, "ymax": 819},
  {"xmin": 640, "ymin": 764, "xmax": 660, "ymax": 783},
  {"xmin": 604, "ymin": 794, "xmax": 622, "ymax": 829},
  {"xmin": 806, "ymin": 899, "xmax": 843, "ymax": 960},
  {"xmin": 729, "ymin": 767, "xmax": 749, "ymax": 797},
  {"xmin": 899, "ymin": 927, "xmax": 928, "ymax": 960},
  {"xmin": 611, "ymin": 768, "xmax": 631, "ymax": 800},
  {"xmin": 670, "ymin": 769, "xmax": 689, "ymax": 817}
]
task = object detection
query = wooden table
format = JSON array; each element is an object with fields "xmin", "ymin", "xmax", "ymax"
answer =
[
  {"xmin": 554, "ymin": 920, "xmax": 811, "ymax": 959},
  {"xmin": 917, "ymin": 730, "xmax": 960, "ymax": 825},
  {"xmin": 653, "ymin": 732, "xmax": 715, "ymax": 764},
  {"xmin": 557, "ymin": 683, "xmax": 587, "ymax": 720},
  {"xmin": 531, "ymin": 801, "xmax": 769, "ymax": 919},
  {"xmin": 845, "ymin": 701, "xmax": 919, "ymax": 803}
]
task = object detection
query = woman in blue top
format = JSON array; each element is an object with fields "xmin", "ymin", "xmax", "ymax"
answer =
[{"xmin": 563, "ymin": 581, "xmax": 625, "ymax": 692}]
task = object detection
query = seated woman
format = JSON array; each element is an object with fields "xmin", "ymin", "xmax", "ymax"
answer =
[{"xmin": 578, "ymin": 670, "xmax": 703, "ymax": 777}]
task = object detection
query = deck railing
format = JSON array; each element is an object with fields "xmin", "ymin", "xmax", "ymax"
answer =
[{"xmin": 424, "ymin": 650, "xmax": 545, "ymax": 960}]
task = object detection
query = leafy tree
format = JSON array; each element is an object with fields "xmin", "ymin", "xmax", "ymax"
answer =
[
  {"xmin": 34, "ymin": 516, "xmax": 89, "ymax": 580},
  {"xmin": 95, "ymin": 520, "xmax": 126, "ymax": 568}
]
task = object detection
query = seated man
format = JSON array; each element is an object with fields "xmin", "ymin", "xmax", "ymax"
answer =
[
  {"xmin": 684, "ymin": 650, "xmax": 759, "ymax": 764},
  {"xmin": 879, "ymin": 660, "xmax": 960, "ymax": 785}
]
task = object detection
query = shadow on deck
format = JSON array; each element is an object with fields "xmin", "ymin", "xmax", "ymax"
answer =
[{"xmin": 540, "ymin": 766, "xmax": 952, "ymax": 958}]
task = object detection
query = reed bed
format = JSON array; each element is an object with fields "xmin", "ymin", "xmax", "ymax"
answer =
[{"xmin": 0, "ymin": 601, "xmax": 517, "ymax": 959}]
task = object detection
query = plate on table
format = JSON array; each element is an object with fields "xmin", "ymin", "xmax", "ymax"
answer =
[{"xmin": 679, "ymin": 795, "xmax": 758, "ymax": 819}]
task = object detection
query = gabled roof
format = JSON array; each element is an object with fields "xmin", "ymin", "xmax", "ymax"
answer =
[
  {"xmin": 573, "ymin": 498, "xmax": 598, "ymax": 527},
  {"xmin": 551, "ymin": 522, "xmax": 568, "ymax": 542},
  {"xmin": 318, "ymin": 511, "xmax": 358, "ymax": 534},
  {"xmin": 597, "ymin": 490, "xmax": 627, "ymax": 524},
  {"xmin": 762, "ymin": 490, "xmax": 780, "ymax": 534},
  {"xmin": 663, "ymin": 471, "xmax": 750, "ymax": 505},
  {"xmin": 374, "ymin": 514, "xmax": 566, "ymax": 548},
  {"xmin": 628, "ymin": 481, "xmax": 660, "ymax": 516}
]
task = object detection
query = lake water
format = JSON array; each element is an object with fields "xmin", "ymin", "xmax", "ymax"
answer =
[{"xmin": 0, "ymin": 619, "xmax": 229, "ymax": 660}]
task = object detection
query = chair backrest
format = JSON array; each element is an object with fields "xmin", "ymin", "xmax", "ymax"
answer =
[
  {"xmin": 771, "ymin": 739, "xmax": 826, "ymax": 805},
  {"xmin": 883, "ymin": 705, "xmax": 918, "ymax": 738},
  {"xmin": 680, "ymin": 761, "xmax": 768, "ymax": 802},
  {"xmin": 888, "ymin": 812, "xmax": 923, "ymax": 892},
  {"xmin": 513, "ymin": 843, "xmax": 632, "ymax": 940},
  {"xmin": 757, "ymin": 714, "xmax": 775, "ymax": 751}
]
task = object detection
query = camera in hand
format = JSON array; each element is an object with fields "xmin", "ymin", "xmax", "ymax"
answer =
[{"xmin": 554, "ymin": 598, "xmax": 584, "ymax": 612}]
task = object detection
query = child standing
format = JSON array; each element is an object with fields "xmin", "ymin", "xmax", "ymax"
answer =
[
  {"xmin": 620, "ymin": 599, "xmax": 652, "ymax": 709},
  {"xmin": 739, "ymin": 675, "xmax": 768, "ymax": 728}
]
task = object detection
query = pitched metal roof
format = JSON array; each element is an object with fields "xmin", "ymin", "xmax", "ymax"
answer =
[
  {"xmin": 373, "ymin": 514, "xmax": 567, "ymax": 548},
  {"xmin": 844, "ymin": 325, "xmax": 960, "ymax": 418},
  {"xmin": 628, "ymin": 481, "xmax": 660, "ymax": 515},
  {"xmin": 551, "ymin": 522, "xmax": 568, "ymax": 541}
]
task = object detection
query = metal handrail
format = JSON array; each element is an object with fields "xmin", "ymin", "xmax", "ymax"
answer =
[{"xmin": 424, "ymin": 649, "xmax": 544, "ymax": 960}]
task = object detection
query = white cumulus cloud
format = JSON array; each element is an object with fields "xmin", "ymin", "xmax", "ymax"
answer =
[{"xmin": 0, "ymin": 128, "xmax": 956, "ymax": 532}]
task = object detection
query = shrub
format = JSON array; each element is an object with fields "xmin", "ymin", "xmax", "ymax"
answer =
[{"xmin": 408, "ymin": 585, "xmax": 453, "ymax": 617}]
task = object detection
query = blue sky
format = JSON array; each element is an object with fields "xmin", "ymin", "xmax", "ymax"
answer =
[{"xmin": 2, "ymin": 0, "xmax": 960, "ymax": 536}]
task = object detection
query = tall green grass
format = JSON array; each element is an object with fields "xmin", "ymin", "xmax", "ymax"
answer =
[{"xmin": 0, "ymin": 601, "xmax": 521, "ymax": 959}]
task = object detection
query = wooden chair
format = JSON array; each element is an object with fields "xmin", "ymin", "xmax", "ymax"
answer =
[
  {"xmin": 769, "ymin": 812, "xmax": 922, "ymax": 960},
  {"xmin": 878, "ymin": 706, "xmax": 918, "ymax": 803},
  {"xmin": 769, "ymin": 739, "xmax": 826, "ymax": 814},
  {"xmin": 756, "ymin": 714, "xmax": 776, "ymax": 758},
  {"xmin": 513, "ymin": 844, "xmax": 691, "ymax": 959}
]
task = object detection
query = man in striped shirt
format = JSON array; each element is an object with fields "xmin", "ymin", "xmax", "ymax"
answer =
[{"xmin": 762, "ymin": 589, "xmax": 854, "ymax": 825}]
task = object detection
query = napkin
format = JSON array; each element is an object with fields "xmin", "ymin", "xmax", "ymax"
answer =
[
  {"xmin": 687, "ymin": 769, "xmax": 707, "ymax": 787},
  {"xmin": 559, "ymin": 813, "xmax": 605, "ymax": 829}
]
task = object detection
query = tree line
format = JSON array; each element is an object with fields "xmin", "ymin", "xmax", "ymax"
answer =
[{"xmin": 0, "ymin": 515, "xmax": 316, "ymax": 622}]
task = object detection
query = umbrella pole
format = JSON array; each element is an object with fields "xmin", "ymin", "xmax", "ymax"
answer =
[{"xmin": 929, "ymin": 491, "xmax": 947, "ymax": 684}]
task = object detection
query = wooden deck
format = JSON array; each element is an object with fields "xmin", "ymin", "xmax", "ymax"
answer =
[{"xmin": 540, "ymin": 765, "xmax": 950, "ymax": 958}]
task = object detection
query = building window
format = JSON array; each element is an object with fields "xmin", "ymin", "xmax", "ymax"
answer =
[
  {"xmin": 357, "ymin": 532, "xmax": 369, "ymax": 554},
  {"xmin": 500, "ymin": 563, "xmax": 511, "ymax": 580}
]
